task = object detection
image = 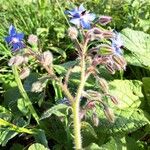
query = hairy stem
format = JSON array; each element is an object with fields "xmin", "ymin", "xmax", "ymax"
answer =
[
  {"xmin": 12, "ymin": 66, "xmax": 39, "ymax": 124},
  {"xmin": 72, "ymin": 40, "xmax": 87, "ymax": 149}
]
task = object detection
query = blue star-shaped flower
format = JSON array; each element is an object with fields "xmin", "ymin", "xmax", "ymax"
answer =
[
  {"xmin": 66, "ymin": 4, "xmax": 96, "ymax": 29},
  {"xmin": 111, "ymin": 32, "xmax": 123, "ymax": 55},
  {"xmin": 5, "ymin": 25, "xmax": 25, "ymax": 52}
]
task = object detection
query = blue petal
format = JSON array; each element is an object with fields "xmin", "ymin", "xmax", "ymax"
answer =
[
  {"xmin": 80, "ymin": 19, "xmax": 91, "ymax": 29},
  {"xmin": 12, "ymin": 42, "xmax": 24, "ymax": 52},
  {"xmin": 5, "ymin": 36, "xmax": 12, "ymax": 44},
  {"xmin": 70, "ymin": 18, "xmax": 80, "ymax": 27},
  {"xmin": 65, "ymin": 7, "xmax": 78, "ymax": 16},
  {"xmin": 16, "ymin": 33, "xmax": 24, "ymax": 40},
  {"xmin": 9, "ymin": 25, "xmax": 16, "ymax": 36},
  {"xmin": 78, "ymin": 4, "xmax": 86, "ymax": 12}
]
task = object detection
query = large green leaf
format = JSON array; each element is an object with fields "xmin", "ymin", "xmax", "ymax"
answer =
[
  {"xmin": 94, "ymin": 80, "xmax": 149, "ymax": 136},
  {"xmin": 142, "ymin": 77, "xmax": 150, "ymax": 107},
  {"xmin": 121, "ymin": 28, "xmax": 150, "ymax": 67},
  {"xmin": 28, "ymin": 143, "xmax": 48, "ymax": 150}
]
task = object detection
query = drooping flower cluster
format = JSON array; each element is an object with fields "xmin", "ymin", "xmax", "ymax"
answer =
[{"xmin": 66, "ymin": 4, "xmax": 126, "ymax": 124}]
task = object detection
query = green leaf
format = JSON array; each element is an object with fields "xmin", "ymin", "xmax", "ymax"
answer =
[
  {"xmin": 53, "ymin": 65, "xmax": 67, "ymax": 75},
  {"xmin": 0, "ymin": 106, "xmax": 12, "ymax": 121},
  {"xmin": 0, "ymin": 128, "xmax": 17, "ymax": 146},
  {"xmin": 109, "ymin": 80, "xmax": 143, "ymax": 109},
  {"xmin": 81, "ymin": 121, "xmax": 98, "ymax": 147},
  {"xmin": 121, "ymin": 28, "xmax": 150, "ymax": 67},
  {"xmin": 101, "ymin": 137, "xmax": 117, "ymax": 150},
  {"xmin": 48, "ymin": 46, "xmax": 66, "ymax": 59},
  {"xmin": 28, "ymin": 143, "xmax": 49, "ymax": 150},
  {"xmin": 33, "ymin": 129, "xmax": 48, "ymax": 148},
  {"xmin": 142, "ymin": 77, "xmax": 150, "ymax": 107},
  {"xmin": 17, "ymin": 98, "xmax": 29, "ymax": 115},
  {"xmin": 40, "ymin": 104, "xmax": 67, "ymax": 120},
  {"xmin": 84, "ymin": 143, "xmax": 101, "ymax": 150},
  {"xmin": 94, "ymin": 80, "xmax": 149, "ymax": 137}
]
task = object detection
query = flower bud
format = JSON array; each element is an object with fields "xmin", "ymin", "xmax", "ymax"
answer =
[
  {"xmin": 68, "ymin": 27, "xmax": 78, "ymax": 40},
  {"xmin": 92, "ymin": 112, "xmax": 99, "ymax": 126},
  {"xmin": 41, "ymin": 51, "xmax": 53, "ymax": 66},
  {"xmin": 28, "ymin": 34, "xmax": 38, "ymax": 45},
  {"xmin": 19, "ymin": 67, "xmax": 30, "ymax": 79},
  {"xmin": 103, "ymin": 106, "xmax": 115, "ymax": 123},
  {"xmin": 8, "ymin": 55, "xmax": 25, "ymax": 66},
  {"xmin": 112, "ymin": 55, "xmax": 127, "ymax": 70},
  {"xmin": 98, "ymin": 45, "xmax": 114, "ymax": 56},
  {"xmin": 31, "ymin": 81, "xmax": 44, "ymax": 92},
  {"xmin": 97, "ymin": 77, "xmax": 109, "ymax": 93},
  {"xmin": 99, "ymin": 16, "xmax": 112, "ymax": 25},
  {"xmin": 87, "ymin": 101, "xmax": 95, "ymax": 109},
  {"xmin": 79, "ymin": 109, "xmax": 86, "ymax": 120},
  {"xmin": 105, "ymin": 64, "xmax": 115, "ymax": 74},
  {"xmin": 108, "ymin": 94, "xmax": 119, "ymax": 105}
]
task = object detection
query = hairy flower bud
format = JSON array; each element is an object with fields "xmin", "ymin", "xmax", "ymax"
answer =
[
  {"xmin": 8, "ymin": 55, "xmax": 25, "ymax": 66},
  {"xmin": 106, "ymin": 94, "xmax": 119, "ymax": 105},
  {"xmin": 31, "ymin": 81, "xmax": 45, "ymax": 92},
  {"xmin": 19, "ymin": 67, "xmax": 30, "ymax": 79},
  {"xmin": 79, "ymin": 109, "xmax": 86, "ymax": 120},
  {"xmin": 112, "ymin": 55, "xmax": 126, "ymax": 70},
  {"xmin": 68, "ymin": 27, "xmax": 78, "ymax": 40},
  {"xmin": 92, "ymin": 112, "xmax": 99, "ymax": 126},
  {"xmin": 105, "ymin": 64, "xmax": 115, "ymax": 74},
  {"xmin": 41, "ymin": 51, "xmax": 53, "ymax": 66},
  {"xmin": 110, "ymin": 95, "xmax": 119, "ymax": 105},
  {"xmin": 28, "ymin": 34, "xmax": 38, "ymax": 45},
  {"xmin": 97, "ymin": 77, "xmax": 109, "ymax": 93},
  {"xmin": 98, "ymin": 45, "xmax": 114, "ymax": 56},
  {"xmin": 103, "ymin": 106, "xmax": 115, "ymax": 123},
  {"xmin": 86, "ymin": 101, "xmax": 95, "ymax": 109},
  {"xmin": 99, "ymin": 16, "xmax": 112, "ymax": 25}
]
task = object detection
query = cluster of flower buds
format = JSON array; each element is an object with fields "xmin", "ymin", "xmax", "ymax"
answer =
[{"xmin": 5, "ymin": 25, "xmax": 54, "ymax": 81}]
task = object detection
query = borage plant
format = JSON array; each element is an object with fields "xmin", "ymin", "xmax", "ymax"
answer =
[{"xmin": 4, "ymin": 4, "xmax": 126, "ymax": 150}]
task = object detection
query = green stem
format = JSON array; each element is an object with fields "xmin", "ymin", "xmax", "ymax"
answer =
[
  {"xmin": 0, "ymin": 118, "xmax": 34, "ymax": 134},
  {"xmin": 12, "ymin": 66, "xmax": 39, "ymax": 124},
  {"xmin": 72, "ymin": 41, "xmax": 87, "ymax": 149}
]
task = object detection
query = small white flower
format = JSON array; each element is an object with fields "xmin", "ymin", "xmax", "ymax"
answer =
[
  {"xmin": 31, "ymin": 81, "xmax": 45, "ymax": 92},
  {"xmin": 41, "ymin": 51, "xmax": 53, "ymax": 66},
  {"xmin": 19, "ymin": 67, "xmax": 30, "ymax": 79}
]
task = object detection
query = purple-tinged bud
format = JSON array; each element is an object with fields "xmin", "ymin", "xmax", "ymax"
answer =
[
  {"xmin": 102, "ymin": 31, "xmax": 113, "ymax": 38},
  {"xmin": 8, "ymin": 55, "xmax": 25, "ymax": 66},
  {"xmin": 99, "ymin": 16, "xmax": 112, "ymax": 26},
  {"xmin": 105, "ymin": 64, "xmax": 115, "ymax": 74},
  {"xmin": 28, "ymin": 34, "xmax": 38, "ymax": 45},
  {"xmin": 112, "ymin": 55, "xmax": 126, "ymax": 70},
  {"xmin": 97, "ymin": 77, "xmax": 109, "ymax": 93},
  {"xmin": 86, "ymin": 27, "xmax": 103, "ymax": 41},
  {"xmin": 41, "ymin": 51, "xmax": 53, "ymax": 66},
  {"xmin": 31, "ymin": 81, "xmax": 45, "ymax": 92},
  {"xmin": 68, "ymin": 27, "xmax": 78, "ymax": 40},
  {"xmin": 103, "ymin": 106, "xmax": 115, "ymax": 123},
  {"xmin": 79, "ymin": 109, "xmax": 86, "ymax": 120},
  {"xmin": 106, "ymin": 94, "xmax": 119, "ymax": 105},
  {"xmin": 86, "ymin": 90, "xmax": 102, "ymax": 100},
  {"xmin": 92, "ymin": 112, "xmax": 99, "ymax": 126},
  {"xmin": 19, "ymin": 67, "xmax": 30, "ymax": 79},
  {"xmin": 87, "ymin": 101, "xmax": 95, "ymax": 109},
  {"xmin": 98, "ymin": 44, "xmax": 114, "ymax": 56}
]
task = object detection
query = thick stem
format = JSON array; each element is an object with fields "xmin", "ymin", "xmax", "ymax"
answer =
[
  {"xmin": 12, "ymin": 66, "xmax": 39, "ymax": 124},
  {"xmin": 72, "ymin": 40, "xmax": 87, "ymax": 149}
]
